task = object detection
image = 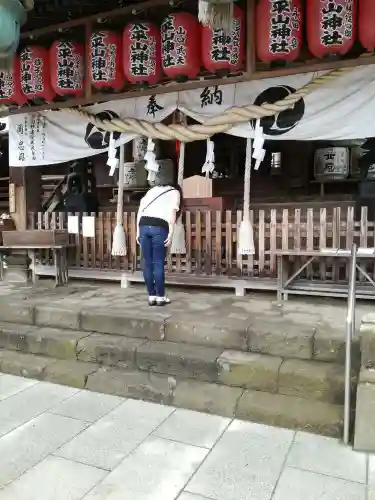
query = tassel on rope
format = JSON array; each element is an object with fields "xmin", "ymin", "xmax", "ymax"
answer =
[
  {"xmin": 201, "ymin": 139, "xmax": 215, "ymax": 177},
  {"xmin": 144, "ymin": 138, "xmax": 159, "ymax": 182},
  {"xmin": 111, "ymin": 143, "xmax": 127, "ymax": 256},
  {"xmin": 170, "ymin": 141, "xmax": 186, "ymax": 254},
  {"xmin": 238, "ymin": 138, "xmax": 255, "ymax": 256},
  {"xmin": 198, "ymin": 0, "xmax": 234, "ymax": 32}
]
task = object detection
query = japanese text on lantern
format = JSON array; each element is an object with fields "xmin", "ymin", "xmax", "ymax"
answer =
[
  {"xmin": 0, "ymin": 70, "xmax": 14, "ymax": 99},
  {"xmin": 57, "ymin": 42, "xmax": 82, "ymax": 90},
  {"xmin": 129, "ymin": 24, "xmax": 155, "ymax": 77},
  {"xmin": 20, "ymin": 48, "xmax": 35, "ymax": 95},
  {"xmin": 269, "ymin": 0, "xmax": 300, "ymax": 54},
  {"xmin": 320, "ymin": 0, "xmax": 353, "ymax": 47},
  {"xmin": 210, "ymin": 19, "xmax": 240, "ymax": 65},
  {"xmin": 161, "ymin": 15, "xmax": 187, "ymax": 68},
  {"xmin": 91, "ymin": 32, "xmax": 116, "ymax": 82}
]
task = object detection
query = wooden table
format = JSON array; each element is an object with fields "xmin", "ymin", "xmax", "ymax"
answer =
[
  {"xmin": 276, "ymin": 249, "xmax": 375, "ymax": 302},
  {"xmin": 0, "ymin": 245, "xmax": 70, "ymax": 286}
]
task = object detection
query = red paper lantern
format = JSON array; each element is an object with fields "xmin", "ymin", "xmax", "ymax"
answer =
[
  {"xmin": 0, "ymin": 57, "xmax": 26, "ymax": 105},
  {"xmin": 89, "ymin": 30, "xmax": 124, "ymax": 90},
  {"xmin": 20, "ymin": 46, "xmax": 55, "ymax": 101},
  {"xmin": 359, "ymin": 0, "xmax": 375, "ymax": 51},
  {"xmin": 161, "ymin": 12, "xmax": 201, "ymax": 82},
  {"xmin": 123, "ymin": 22, "xmax": 162, "ymax": 85},
  {"xmin": 202, "ymin": 5, "xmax": 245, "ymax": 75},
  {"xmin": 50, "ymin": 40, "xmax": 84, "ymax": 97},
  {"xmin": 307, "ymin": 0, "xmax": 357, "ymax": 58},
  {"xmin": 256, "ymin": 0, "xmax": 303, "ymax": 63}
]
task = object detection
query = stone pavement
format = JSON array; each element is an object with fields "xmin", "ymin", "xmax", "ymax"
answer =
[
  {"xmin": 0, "ymin": 280, "xmax": 373, "ymax": 437},
  {"xmin": 0, "ymin": 374, "xmax": 373, "ymax": 500},
  {"xmin": 0, "ymin": 279, "xmax": 372, "ymax": 332}
]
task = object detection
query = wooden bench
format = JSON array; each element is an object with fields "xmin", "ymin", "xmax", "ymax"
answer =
[
  {"xmin": 275, "ymin": 248, "xmax": 375, "ymax": 302},
  {"xmin": 0, "ymin": 245, "xmax": 70, "ymax": 287}
]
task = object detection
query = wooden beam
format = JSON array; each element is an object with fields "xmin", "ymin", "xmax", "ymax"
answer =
[
  {"xmin": 253, "ymin": 54, "xmax": 375, "ymax": 80},
  {"xmin": 21, "ymin": 0, "xmax": 171, "ymax": 39},
  {"xmin": 1, "ymin": 73, "xmax": 249, "ymax": 117},
  {"xmin": 245, "ymin": 0, "xmax": 256, "ymax": 77},
  {"xmin": 2, "ymin": 54, "xmax": 375, "ymax": 118}
]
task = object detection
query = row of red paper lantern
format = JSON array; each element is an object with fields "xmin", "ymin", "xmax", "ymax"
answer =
[
  {"xmin": 257, "ymin": 0, "xmax": 372, "ymax": 63},
  {"xmin": 2, "ymin": 0, "xmax": 374, "ymax": 106},
  {"xmin": 0, "ymin": 8, "xmax": 245, "ymax": 105}
]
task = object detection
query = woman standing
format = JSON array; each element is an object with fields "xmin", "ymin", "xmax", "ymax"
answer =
[{"xmin": 136, "ymin": 183, "xmax": 182, "ymax": 306}]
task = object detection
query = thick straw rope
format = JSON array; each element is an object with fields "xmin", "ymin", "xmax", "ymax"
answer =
[{"xmin": 62, "ymin": 57, "xmax": 372, "ymax": 142}]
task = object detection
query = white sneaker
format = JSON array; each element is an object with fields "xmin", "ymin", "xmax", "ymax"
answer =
[
  {"xmin": 148, "ymin": 296, "xmax": 157, "ymax": 306},
  {"xmin": 156, "ymin": 297, "xmax": 171, "ymax": 306}
]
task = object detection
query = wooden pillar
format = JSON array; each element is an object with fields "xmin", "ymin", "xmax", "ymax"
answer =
[
  {"xmin": 245, "ymin": 0, "xmax": 256, "ymax": 77},
  {"xmin": 5, "ymin": 167, "xmax": 41, "ymax": 283},
  {"xmin": 9, "ymin": 166, "xmax": 41, "ymax": 230}
]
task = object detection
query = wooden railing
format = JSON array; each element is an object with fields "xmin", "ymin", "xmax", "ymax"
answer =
[{"xmin": 28, "ymin": 206, "xmax": 375, "ymax": 282}]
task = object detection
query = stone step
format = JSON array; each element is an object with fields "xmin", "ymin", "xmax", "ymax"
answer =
[
  {"xmin": 0, "ymin": 302, "xmax": 357, "ymax": 364},
  {"xmin": 0, "ymin": 349, "xmax": 344, "ymax": 437},
  {"xmin": 0, "ymin": 322, "xmax": 355, "ymax": 405}
]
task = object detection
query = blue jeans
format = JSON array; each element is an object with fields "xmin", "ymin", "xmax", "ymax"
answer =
[{"xmin": 139, "ymin": 225, "xmax": 168, "ymax": 297}]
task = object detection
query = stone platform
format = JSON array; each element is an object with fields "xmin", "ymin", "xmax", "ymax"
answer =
[{"xmin": 0, "ymin": 280, "xmax": 371, "ymax": 438}]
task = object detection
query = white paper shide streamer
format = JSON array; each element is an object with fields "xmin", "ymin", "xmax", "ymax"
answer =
[
  {"xmin": 201, "ymin": 139, "xmax": 215, "ymax": 177},
  {"xmin": 144, "ymin": 138, "xmax": 159, "ymax": 182},
  {"xmin": 106, "ymin": 132, "xmax": 118, "ymax": 177},
  {"xmin": 252, "ymin": 120, "xmax": 265, "ymax": 171}
]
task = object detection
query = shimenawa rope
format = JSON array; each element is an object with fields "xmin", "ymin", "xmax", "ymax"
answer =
[{"xmin": 63, "ymin": 55, "xmax": 373, "ymax": 143}]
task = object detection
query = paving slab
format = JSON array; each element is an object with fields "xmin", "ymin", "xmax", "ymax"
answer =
[
  {"xmin": 83, "ymin": 437, "xmax": 208, "ymax": 500},
  {"xmin": 287, "ymin": 431, "xmax": 367, "ymax": 484},
  {"xmin": 0, "ymin": 373, "xmax": 38, "ymax": 401},
  {"xmin": 0, "ymin": 412, "xmax": 88, "ymax": 487},
  {"xmin": 273, "ymin": 467, "xmax": 366, "ymax": 500},
  {"xmin": 153, "ymin": 408, "xmax": 230, "ymax": 449},
  {"xmin": 186, "ymin": 420, "xmax": 294, "ymax": 500},
  {"xmin": 55, "ymin": 399, "xmax": 174, "ymax": 470},
  {"xmin": 0, "ymin": 381, "xmax": 78, "ymax": 438},
  {"xmin": 49, "ymin": 389, "xmax": 123, "ymax": 422},
  {"xmin": 0, "ymin": 455, "xmax": 107, "ymax": 500}
]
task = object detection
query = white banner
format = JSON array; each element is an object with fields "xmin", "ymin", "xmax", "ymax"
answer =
[{"xmin": 9, "ymin": 65, "xmax": 375, "ymax": 166}]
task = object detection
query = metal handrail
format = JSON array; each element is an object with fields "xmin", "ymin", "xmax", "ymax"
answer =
[{"xmin": 344, "ymin": 243, "xmax": 357, "ymax": 445}]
